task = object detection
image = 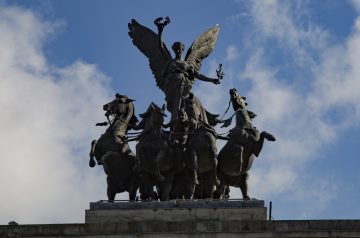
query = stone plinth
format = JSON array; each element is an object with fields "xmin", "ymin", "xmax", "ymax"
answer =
[{"xmin": 85, "ymin": 199, "xmax": 267, "ymax": 223}]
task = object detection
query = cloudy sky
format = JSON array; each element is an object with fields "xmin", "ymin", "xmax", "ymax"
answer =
[{"xmin": 1, "ymin": 0, "xmax": 360, "ymax": 224}]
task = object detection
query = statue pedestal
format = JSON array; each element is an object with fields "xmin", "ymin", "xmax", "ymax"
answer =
[{"xmin": 85, "ymin": 199, "xmax": 267, "ymax": 223}]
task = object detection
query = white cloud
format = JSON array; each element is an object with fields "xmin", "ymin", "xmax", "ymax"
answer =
[
  {"xmin": 0, "ymin": 5, "xmax": 117, "ymax": 224},
  {"xmin": 248, "ymin": 0, "xmax": 360, "ymax": 213},
  {"xmin": 349, "ymin": 0, "xmax": 360, "ymax": 13},
  {"xmin": 200, "ymin": 1, "xmax": 360, "ymax": 218},
  {"xmin": 247, "ymin": 0, "xmax": 328, "ymax": 71},
  {"xmin": 2, "ymin": 1, "xmax": 359, "ymax": 224},
  {"xmin": 225, "ymin": 45, "xmax": 239, "ymax": 61}
]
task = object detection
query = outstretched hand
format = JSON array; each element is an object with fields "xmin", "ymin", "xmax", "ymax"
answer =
[
  {"xmin": 154, "ymin": 16, "xmax": 170, "ymax": 33},
  {"xmin": 216, "ymin": 63, "xmax": 225, "ymax": 80},
  {"xmin": 213, "ymin": 79, "xmax": 220, "ymax": 85}
]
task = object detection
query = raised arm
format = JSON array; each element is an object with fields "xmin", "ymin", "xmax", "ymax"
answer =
[{"xmin": 154, "ymin": 17, "xmax": 171, "ymax": 58}]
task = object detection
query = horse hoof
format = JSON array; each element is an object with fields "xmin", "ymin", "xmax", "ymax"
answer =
[
  {"xmin": 89, "ymin": 158, "xmax": 96, "ymax": 168},
  {"xmin": 213, "ymin": 190, "xmax": 221, "ymax": 199},
  {"xmin": 262, "ymin": 131, "xmax": 276, "ymax": 141}
]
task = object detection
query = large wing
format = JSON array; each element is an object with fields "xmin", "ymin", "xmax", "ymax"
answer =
[
  {"xmin": 128, "ymin": 19, "xmax": 171, "ymax": 91},
  {"xmin": 185, "ymin": 25, "xmax": 220, "ymax": 72}
]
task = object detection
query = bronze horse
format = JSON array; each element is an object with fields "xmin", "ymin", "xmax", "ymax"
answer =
[
  {"xmin": 215, "ymin": 89, "xmax": 275, "ymax": 200},
  {"xmin": 184, "ymin": 95, "xmax": 220, "ymax": 199},
  {"xmin": 136, "ymin": 102, "xmax": 175, "ymax": 201},
  {"xmin": 168, "ymin": 107, "xmax": 199, "ymax": 199},
  {"xmin": 89, "ymin": 94, "xmax": 139, "ymax": 201}
]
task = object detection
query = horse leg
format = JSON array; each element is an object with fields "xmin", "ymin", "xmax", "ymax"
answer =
[
  {"xmin": 107, "ymin": 177, "xmax": 116, "ymax": 202},
  {"xmin": 239, "ymin": 151, "xmax": 254, "ymax": 200},
  {"xmin": 224, "ymin": 185, "xmax": 231, "ymax": 199},
  {"xmin": 159, "ymin": 170, "xmax": 175, "ymax": 201},
  {"xmin": 202, "ymin": 171, "xmax": 216, "ymax": 199},
  {"xmin": 261, "ymin": 131, "xmax": 276, "ymax": 142},
  {"xmin": 183, "ymin": 168, "xmax": 196, "ymax": 199},
  {"xmin": 174, "ymin": 146, "xmax": 184, "ymax": 173},
  {"xmin": 154, "ymin": 151, "xmax": 165, "ymax": 182},
  {"xmin": 233, "ymin": 144, "xmax": 243, "ymax": 173},
  {"xmin": 213, "ymin": 168, "xmax": 226, "ymax": 199},
  {"xmin": 128, "ymin": 175, "xmax": 139, "ymax": 201},
  {"xmin": 209, "ymin": 148, "xmax": 220, "ymax": 186},
  {"xmin": 193, "ymin": 183, "xmax": 201, "ymax": 199},
  {"xmin": 252, "ymin": 131, "xmax": 275, "ymax": 157},
  {"xmin": 239, "ymin": 172, "xmax": 250, "ymax": 200},
  {"xmin": 89, "ymin": 140, "xmax": 97, "ymax": 167},
  {"xmin": 192, "ymin": 149, "xmax": 199, "ymax": 184},
  {"xmin": 213, "ymin": 182, "xmax": 226, "ymax": 199},
  {"xmin": 140, "ymin": 172, "xmax": 155, "ymax": 200}
]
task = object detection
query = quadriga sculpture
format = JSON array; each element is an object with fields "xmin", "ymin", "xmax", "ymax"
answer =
[
  {"xmin": 89, "ymin": 94, "xmax": 140, "ymax": 201},
  {"xmin": 128, "ymin": 16, "xmax": 224, "ymax": 199},
  {"xmin": 214, "ymin": 89, "xmax": 276, "ymax": 200},
  {"xmin": 136, "ymin": 103, "xmax": 175, "ymax": 201}
]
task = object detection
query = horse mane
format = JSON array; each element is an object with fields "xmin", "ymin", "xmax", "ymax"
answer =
[
  {"xmin": 137, "ymin": 102, "xmax": 162, "ymax": 130},
  {"xmin": 128, "ymin": 101, "xmax": 139, "ymax": 130},
  {"xmin": 137, "ymin": 106, "xmax": 151, "ymax": 130}
]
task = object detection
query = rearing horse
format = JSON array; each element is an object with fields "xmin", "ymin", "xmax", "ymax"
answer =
[
  {"xmin": 89, "ymin": 94, "xmax": 139, "ymax": 201},
  {"xmin": 215, "ymin": 88, "xmax": 275, "ymax": 200}
]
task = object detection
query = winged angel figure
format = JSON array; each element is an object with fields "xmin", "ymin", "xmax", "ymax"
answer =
[{"xmin": 128, "ymin": 17, "xmax": 222, "ymax": 121}]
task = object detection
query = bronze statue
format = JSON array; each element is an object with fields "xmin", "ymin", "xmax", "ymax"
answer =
[
  {"xmin": 89, "ymin": 94, "xmax": 140, "ymax": 201},
  {"xmin": 136, "ymin": 103, "xmax": 175, "ymax": 201},
  {"xmin": 128, "ymin": 17, "xmax": 222, "ymax": 120},
  {"xmin": 183, "ymin": 95, "xmax": 220, "ymax": 199},
  {"xmin": 128, "ymin": 17, "xmax": 224, "ymax": 199},
  {"xmin": 88, "ymin": 17, "xmax": 277, "ymax": 202},
  {"xmin": 164, "ymin": 108, "xmax": 190, "ymax": 173},
  {"xmin": 166, "ymin": 107, "xmax": 197, "ymax": 199},
  {"xmin": 214, "ymin": 89, "xmax": 275, "ymax": 200}
]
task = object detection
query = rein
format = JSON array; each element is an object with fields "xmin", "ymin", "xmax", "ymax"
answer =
[
  {"xmin": 219, "ymin": 99, "xmax": 232, "ymax": 121},
  {"xmin": 114, "ymin": 115, "xmax": 137, "ymax": 128}
]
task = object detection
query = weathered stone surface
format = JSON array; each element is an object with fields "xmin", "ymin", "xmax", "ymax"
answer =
[
  {"xmin": 86, "ymin": 199, "xmax": 267, "ymax": 223},
  {"xmin": 1, "ymin": 220, "xmax": 360, "ymax": 237},
  {"xmin": 2, "ymin": 201, "xmax": 360, "ymax": 237},
  {"xmin": 90, "ymin": 199, "xmax": 264, "ymax": 210}
]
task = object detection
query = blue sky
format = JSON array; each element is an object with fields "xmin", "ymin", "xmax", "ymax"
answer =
[{"xmin": 0, "ymin": 0, "xmax": 360, "ymax": 224}]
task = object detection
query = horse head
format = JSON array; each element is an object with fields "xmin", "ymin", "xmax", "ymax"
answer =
[
  {"xmin": 103, "ymin": 93, "xmax": 138, "ymax": 131},
  {"xmin": 229, "ymin": 88, "xmax": 256, "ymax": 129},
  {"xmin": 138, "ymin": 102, "xmax": 167, "ymax": 134}
]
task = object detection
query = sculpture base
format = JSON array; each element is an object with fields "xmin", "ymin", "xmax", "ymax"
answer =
[{"xmin": 85, "ymin": 199, "xmax": 267, "ymax": 223}]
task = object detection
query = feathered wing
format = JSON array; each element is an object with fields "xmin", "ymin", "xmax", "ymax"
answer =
[
  {"xmin": 185, "ymin": 25, "xmax": 220, "ymax": 72},
  {"xmin": 128, "ymin": 19, "xmax": 172, "ymax": 91}
]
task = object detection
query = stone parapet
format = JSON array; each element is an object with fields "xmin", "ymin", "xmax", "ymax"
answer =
[
  {"xmin": 2, "ymin": 220, "xmax": 360, "ymax": 237},
  {"xmin": 85, "ymin": 199, "xmax": 267, "ymax": 223}
]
